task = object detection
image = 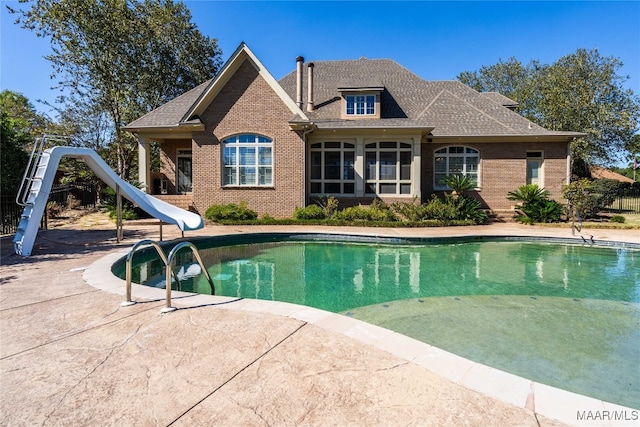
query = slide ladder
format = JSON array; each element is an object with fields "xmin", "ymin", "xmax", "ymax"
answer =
[
  {"xmin": 13, "ymin": 140, "xmax": 204, "ymax": 256},
  {"xmin": 14, "ymin": 136, "xmax": 66, "ymax": 256}
]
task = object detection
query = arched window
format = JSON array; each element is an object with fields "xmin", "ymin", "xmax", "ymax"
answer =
[
  {"xmin": 222, "ymin": 134, "xmax": 273, "ymax": 186},
  {"xmin": 434, "ymin": 146, "xmax": 479, "ymax": 190}
]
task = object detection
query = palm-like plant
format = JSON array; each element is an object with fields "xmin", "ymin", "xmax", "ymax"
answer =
[
  {"xmin": 443, "ymin": 175, "xmax": 475, "ymax": 197},
  {"xmin": 507, "ymin": 184, "xmax": 550, "ymax": 204},
  {"xmin": 507, "ymin": 184, "xmax": 563, "ymax": 224}
]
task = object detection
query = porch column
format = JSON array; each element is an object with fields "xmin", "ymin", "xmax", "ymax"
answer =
[
  {"xmin": 354, "ymin": 137, "xmax": 365, "ymax": 197},
  {"xmin": 412, "ymin": 137, "xmax": 422, "ymax": 200},
  {"xmin": 138, "ymin": 136, "xmax": 151, "ymax": 194}
]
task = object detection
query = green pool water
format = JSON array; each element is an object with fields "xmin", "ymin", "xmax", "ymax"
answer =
[{"xmin": 115, "ymin": 235, "xmax": 640, "ymax": 408}]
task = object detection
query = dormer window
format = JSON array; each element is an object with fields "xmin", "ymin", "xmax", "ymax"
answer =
[
  {"xmin": 339, "ymin": 86, "xmax": 383, "ymax": 119},
  {"xmin": 346, "ymin": 95, "xmax": 375, "ymax": 116}
]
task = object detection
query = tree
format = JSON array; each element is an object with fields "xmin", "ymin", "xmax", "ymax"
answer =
[
  {"xmin": 459, "ymin": 49, "xmax": 640, "ymax": 175},
  {"xmin": 457, "ymin": 57, "xmax": 546, "ymax": 122},
  {"xmin": 538, "ymin": 49, "xmax": 639, "ymax": 169},
  {"xmin": 9, "ymin": 0, "xmax": 223, "ymax": 180},
  {"xmin": 0, "ymin": 91, "xmax": 49, "ymax": 194},
  {"xmin": 0, "ymin": 90, "xmax": 50, "ymax": 141},
  {"xmin": 625, "ymin": 134, "xmax": 640, "ymax": 163}
]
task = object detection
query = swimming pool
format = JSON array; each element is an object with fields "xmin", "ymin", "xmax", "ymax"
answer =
[{"xmin": 113, "ymin": 233, "xmax": 640, "ymax": 408}]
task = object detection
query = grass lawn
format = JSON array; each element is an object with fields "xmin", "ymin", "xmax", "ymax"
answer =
[{"xmin": 578, "ymin": 213, "xmax": 640, "ymax": 229}]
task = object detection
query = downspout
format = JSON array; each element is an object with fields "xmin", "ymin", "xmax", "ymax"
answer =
[
  {"xmin": 302, "ymin": 124, "xmax": 315, "ymax": 207},
  {"xmin": 567, "ymin": 138, "xmax": 573, "ymax": 184}
]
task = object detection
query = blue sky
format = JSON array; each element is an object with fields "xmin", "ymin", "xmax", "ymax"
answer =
[{"xmin": 1, "ymin": 0, "xmax": 639, "ymax": 119}]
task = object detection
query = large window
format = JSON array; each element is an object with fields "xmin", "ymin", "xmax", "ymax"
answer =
[
  {"xmin": 434, "ymin": 146, "xmax": 479, "ymax": 189},
  {"xmin": 309, "ymin": 142, "xmax": 355, "ymax": 194},
  {"xmin": 365, "ymin": 142, "xmax": 412, "ymax": 195},
  {"xmin": 345, "ymin": 95, "xmax": 375, "ymax": 116},
  {"xmin": 223, "ymin": 134, "xmax": 272, "ymax": 186}
]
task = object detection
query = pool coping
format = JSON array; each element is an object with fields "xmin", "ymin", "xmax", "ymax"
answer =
[{"xmin": 84, "ymin": 231, "xmax": 640, "ymax": 427}]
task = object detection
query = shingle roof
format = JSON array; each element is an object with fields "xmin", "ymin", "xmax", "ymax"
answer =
[
  {"xmin": 123, "ymin": 79, "xmax": 211, "ymax": 130},
  {"xmin": 481, "ymin": 92, "xmax": 519, "ymax": 108},
  {"xmin": 278, "ymin": 58, "xmax": 583, "ymax": 138},
  {"xmin": 124, "ymin": 49, "xmax": 583, "ymax": 140}
]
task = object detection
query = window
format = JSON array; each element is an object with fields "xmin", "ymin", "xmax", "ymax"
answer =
[
  {"xmin": 526, "ymin": 151, "xmax": 543, "ymax": 186},
  {"xmin": 434, "ymin": 146, "xmax": 479, "ymax": 189},
  {"xmin": 176, "ymin": 150, "xmax": 192, "ymax": 193},
  {"xmin": 346, "ymin": 95, "xmax": 375, "ymax": 116},
  {"xmin": 309, "ymin": 142, "xmax": 355, "ymax": 194},
  {"xmin": 223, "ymin": 134, "xmax": 272, "ymax": 186},
  {"xmin": 365, "ymin": 142, "xmax": 412, "ymax": 195}
]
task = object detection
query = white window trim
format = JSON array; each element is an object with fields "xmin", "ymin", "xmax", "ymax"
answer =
[
  {"xmin": 222, "ymin": 134, "xmax": 273, "ymax": 187},
  {"xmin": 526, "ymin": 151, "xmax": 544, "ymax": 187},
  {"xmin": 309, "ymin": 141, "xmax": 356, "ymax": 195},
  {"xmin": 345, "ymin": 94, "xmax": 376, "ymax": 116},
  {"xmin": 433, "ymin": 146, "xmax": 481, "ymax": 190},
  {"xmin": 364, "ymin": 141, "xmax": 413, "ymax": 196}
]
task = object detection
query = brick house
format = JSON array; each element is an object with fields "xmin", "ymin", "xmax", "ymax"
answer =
[{"xmin": 124, "ymin": 42, "xmax": 583, "ymax": 218}]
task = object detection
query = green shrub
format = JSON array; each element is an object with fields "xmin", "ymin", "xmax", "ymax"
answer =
[
  {"xmin": 335, "ymin": 204, "xmax": 398, "ymax": 222},
  {"xmin": 590, "ymin": 179, "xmax": 623, "ymax": 208},
  {"xmin": 391, "ymin": 197, "xmax": 429, "ymax": 221},
  {"xmin": 453, "ymin": 195, "xmax": 489, "ymax": 224},
  {"xmin": 392, "ymin": 194, "xmax": 487, "ymax": 224},
  {"xmin": 610, "ymin": 215, "xmax": 625, "ymax": 223},
  {"xmin": 514, "ymin": 199, "xmax": 564, "ymax": 224},
  {"xmin": 562, "ymin": 178, "xmax": 622, "ymax": 219},
  {"xmin": 101, "ymin": 186, "xmax": 139, "ymax": 220},
  {"xmin": 391, "ymin": 195, "xmax": 454, "ymax": 221},
  {"xmin": 205, "ymin": 201, "xmax": 258, "ymax": 222},
  {"xmin": 313, "ymin": 195, "xmax": 339, "ymax": 218},
  {"xmin": 293, "ymin": 204, "xmax": 326, "ymax": 220},
  {"xmin": 508, "ymin": 184, "xmax": 563, "ymax": 224},
  {"xmin": 423, "ymin": 195, "xmax": 458, "ymax": 220}
]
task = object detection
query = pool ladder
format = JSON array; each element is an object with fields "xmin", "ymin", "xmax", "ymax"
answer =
[
  {"xmin": 123, "ymin": 239, "xmax": 215, "ymax": 313},
  {"xmin": 570, "ymin": 209, "xmax": 594, "ymax": 244}
]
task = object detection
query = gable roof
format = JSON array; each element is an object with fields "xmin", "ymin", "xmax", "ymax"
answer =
[
  {"xmin": 125, "ymin": 44, "xmax": 584, "ymax": 140},
  {"xmin": 124, "ymin": 43, "xmax": 308, "ymax": 132}
]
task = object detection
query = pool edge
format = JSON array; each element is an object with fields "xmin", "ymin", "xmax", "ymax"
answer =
[{"xmin": 85, "ymin": 234, "xmax": 640, "ymax": 427}]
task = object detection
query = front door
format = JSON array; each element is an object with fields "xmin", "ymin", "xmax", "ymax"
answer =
[{"xmin": 177, "ymin": 150, "xmax": 192, "ymax": 193}]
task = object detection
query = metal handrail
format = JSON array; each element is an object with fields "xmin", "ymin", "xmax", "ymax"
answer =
[
  {"xmin": 163, "ymin": 241, "xmax": 215, "ymax": 313},
  {"xmin": 16, "ymin": 137, "xmax": 46, "ymax": 206},
  {"xmin": 570, "ymin": 209, "xmax": 594, "ymax": 243},
  {"xmin": 122, "ymin": 239, "xmax": 215, "ymax": 312},
  {"xmin": 122, "ymin": 239, "xmax": 180, "ymax": 306},
  {"xmin": 16, "ymin": 135, "xmax": 70, "ymax": 206}
]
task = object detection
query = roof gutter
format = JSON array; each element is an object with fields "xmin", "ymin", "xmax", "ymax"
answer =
[{"xmin": 122, "ymin": 122, "xmax": 205, "ymax": 134}]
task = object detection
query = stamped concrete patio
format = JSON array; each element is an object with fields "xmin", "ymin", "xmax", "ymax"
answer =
[{"xmin": 1, "ymin": 218, "xmax": 638, "ymax": 426}]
